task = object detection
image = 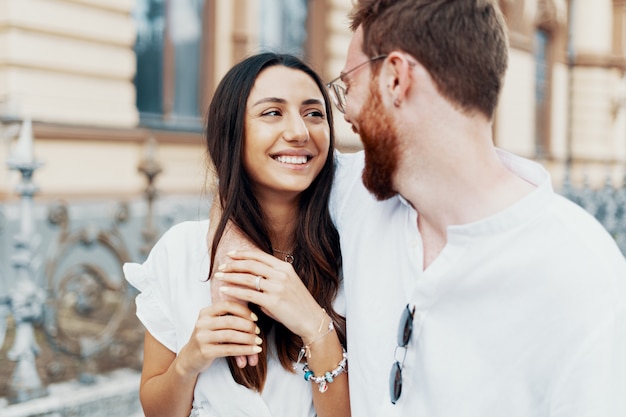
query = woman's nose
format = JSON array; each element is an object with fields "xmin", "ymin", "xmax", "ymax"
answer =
[{"xmin": 283, "ymin": 115, "xmax": 309, "ymax": 143}]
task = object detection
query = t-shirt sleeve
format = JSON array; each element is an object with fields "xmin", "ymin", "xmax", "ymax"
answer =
[
  {"xmin": 549, "ymin": 309, "xmax": 626, "ymax": 417},
  {"xmin": 123, "ymin": 228, "xmax": 178, "ymax": 353}
]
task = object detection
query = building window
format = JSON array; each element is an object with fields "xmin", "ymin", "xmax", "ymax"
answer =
[
  {"xmin": 258, "ymin": 0, "xmax": 308, "ymax": 57},
  {"xmin": 133, "ymin": 0, "xmax": 206, "ymax": 130}
]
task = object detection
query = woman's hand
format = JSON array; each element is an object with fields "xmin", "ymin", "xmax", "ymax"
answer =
[
  {"xmin": 176, "ymin": 300, "xmax": 262, "ymax": 377},
  {"xmin": 215, "ymin": 249, "xmax": 327, "ymax": 343},
  {"xmin": 208, "ymin": 202, "xmax": 261, "ymax": 368}
]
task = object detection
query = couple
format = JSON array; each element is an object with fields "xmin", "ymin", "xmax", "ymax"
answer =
[{"xmin": 124, "ymin": 1, "xmax": 626, "ymax": 416}]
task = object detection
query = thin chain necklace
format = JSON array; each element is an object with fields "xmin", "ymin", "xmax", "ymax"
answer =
[{"xmin": 272, "ymin": 248, "xmax": 294, "ymax": 264}]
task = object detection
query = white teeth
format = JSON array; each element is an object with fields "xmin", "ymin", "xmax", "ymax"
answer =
[{"xmin": 275, "ymin": 155, "xmax": 308, "ymax": 164}]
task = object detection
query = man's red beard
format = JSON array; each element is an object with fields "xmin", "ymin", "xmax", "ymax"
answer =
[{"xmin": 355, "ymin": 79, "xmax": 400, "ymax": 201}]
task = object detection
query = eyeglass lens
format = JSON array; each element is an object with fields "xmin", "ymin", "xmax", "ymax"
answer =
[
  {"xmin": 330, "ymin": 84, "xmax": 346, "ymax": 113},
  {"xmin": 389, "ymin": 304, "xmax": 415, "ymax": 404},
  {"xmin": 326, "ymin": 55, "xmax": 387, "ymax": 114}
]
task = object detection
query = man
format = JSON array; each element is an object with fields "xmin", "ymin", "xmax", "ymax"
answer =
[
  {"xmin": 326, "ymin": 0, "xmax": 626, "ymax": 416},
  {"xmin": 213, "ymin": 0, "xmax": 626, "ymax": 415}
]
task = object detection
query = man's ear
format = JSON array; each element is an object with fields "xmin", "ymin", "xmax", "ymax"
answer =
[{"xmin": 381, "ymin": 51, "xmax": 415, "ymax": 107}]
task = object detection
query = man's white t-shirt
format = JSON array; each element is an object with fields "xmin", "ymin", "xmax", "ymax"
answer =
[{"xmin": 331, "ymin": 150, "xmax": 626, "ymax": 417}]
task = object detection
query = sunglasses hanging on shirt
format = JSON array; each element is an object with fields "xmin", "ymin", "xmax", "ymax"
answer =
[{"xmin": 389, "ymin": 304, "xmax": 415, "ymax": 404}]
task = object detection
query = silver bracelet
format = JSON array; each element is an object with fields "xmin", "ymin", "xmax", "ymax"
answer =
[{"xmin": 301, "ymin": 348, "xmax": 348, "ymax": 393}]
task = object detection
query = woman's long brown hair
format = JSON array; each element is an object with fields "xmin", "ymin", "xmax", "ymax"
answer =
[{"xmin": 205, "ymin": 53, "xmax": 344, "ymax": 392}]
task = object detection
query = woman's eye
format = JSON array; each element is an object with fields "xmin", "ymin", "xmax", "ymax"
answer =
[
  {"xmin": 262, "ymin": 110, "xmax": 281, "ymax": 117},
  {"xmin": 305, "ymin": 110, "xmax": 325, "ymax": 118}
]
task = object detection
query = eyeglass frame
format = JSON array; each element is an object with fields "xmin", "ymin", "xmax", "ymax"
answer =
[
  {"xmin": 389, "ymin": 303, "xmax": 415, "ymax": 404},
  {"xmin": 325, "ymin": 54, "xmax": 387, "ymax": 114}
]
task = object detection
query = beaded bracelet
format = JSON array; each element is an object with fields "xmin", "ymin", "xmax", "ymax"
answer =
[{"xmin": 301, "ymin": 348, "xmax": 348, "ymax": 393}]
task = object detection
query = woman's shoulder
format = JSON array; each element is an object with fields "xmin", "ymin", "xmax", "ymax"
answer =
[
  {"xmin": 154, "ymin": 219, "xmax": 209, "ymax": 251},
  {"xmin": 161, "ymin": 219, "xmax": 210, "ymax": 241},
  {"xmin": 141, "ymin": 219, "xmax": 210, "ymax": 268}
]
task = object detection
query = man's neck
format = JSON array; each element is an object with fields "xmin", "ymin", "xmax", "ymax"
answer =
[{"xmin": 396, "ymin": 128, "xmax": 535, "ymax": 270}]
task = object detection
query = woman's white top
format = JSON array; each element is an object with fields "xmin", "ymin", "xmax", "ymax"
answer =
[{"xmin": 124, "ymin": 220, "xmax": 344, "ymax": 417}]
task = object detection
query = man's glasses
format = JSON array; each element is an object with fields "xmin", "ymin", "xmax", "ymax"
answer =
[
  {"xmin": 326, "ymin": 55, "xmax": 387, "ymax": 113},
  {"xmin": 389, "ymin": 304, "xmax": 415, "ymax": 404}
]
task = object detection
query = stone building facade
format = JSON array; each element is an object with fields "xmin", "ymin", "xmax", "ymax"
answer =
[{"xmin": 0, "ymin": 0, "xmax": 623, "ymax": 201}]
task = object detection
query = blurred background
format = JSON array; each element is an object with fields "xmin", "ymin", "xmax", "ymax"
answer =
[{"xmin": 0, "ymin": 0, "xmax": 624, "ymax": 416}]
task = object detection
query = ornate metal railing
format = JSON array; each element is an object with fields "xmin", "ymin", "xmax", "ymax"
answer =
[
  {"xmin": 0, "ymin": 120, "xmax": 203, "ymax": 408},
  {"xmin": 43, "ymin": 200, "xmax": 134, "ymax": 385},
  {"xmin": 560, "ymin": 171, "xmax": 626, "ymax": 256},
  {"xmin": 4, "ymin": 119, "xmax": 48, "ymax": 403}
]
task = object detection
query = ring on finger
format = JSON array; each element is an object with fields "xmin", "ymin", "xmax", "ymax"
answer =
[{"xmin": 255, "ymin": 275, "xmax": 263, "ymax": 292}]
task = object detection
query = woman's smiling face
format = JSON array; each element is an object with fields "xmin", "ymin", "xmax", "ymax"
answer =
[{"xmin": 243, "ymin": 65, "xmax": 330, "ymax": 201}]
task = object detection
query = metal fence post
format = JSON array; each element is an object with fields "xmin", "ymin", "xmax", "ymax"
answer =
[{"xmin": 5, "ymin": 119, "xmax": 48, "ymax": 403}]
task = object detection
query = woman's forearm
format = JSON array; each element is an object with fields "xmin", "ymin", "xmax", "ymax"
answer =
[
  {"xmin": 303, "ymin": 314, "xmax": 351, "ymax": 417},
  {"xmin": 139, "ymin": 333, "xmax": 199, "ymax": 417},
  {"xmin": 140, "ymin": 357, "xmax": 199, "ymax": 417},
  {"xmin": 139, "ymin": 303, "xmax": 260, "ymax": 417}
]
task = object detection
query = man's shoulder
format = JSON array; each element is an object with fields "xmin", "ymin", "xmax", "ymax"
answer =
[
  {"xmin": 334, "ymin": 150, "xmax": 364, "ymax": 174},
  {"xmin": 331, "ymin": 150, "xmax": 365, "ymax": 219},
  {"xmin": 331, "ymin": 150, "xmax": 412, "ymax": 227}
]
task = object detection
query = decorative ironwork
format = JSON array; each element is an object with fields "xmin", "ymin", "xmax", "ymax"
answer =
[
  {"xmin": 560, "ymin": 170, "xmax": 626, "ymax": 256},
  {"xmin": 0, "ymin": 205, "xmax": 8, "ymax": 351},
  {"xmin": 5, "ymin": 119, "xmax": 48, "ymax": 404},
  {"xmin": 0, "ymin": 123, "xmax": 171, "ymax": 411},
  {"xmin": 138, "ymin": 137, "xmax": 163, "ymax": 256},
  {"xmin": 44, "ymin": 201, "xmax": 134, "ymax": 384}
]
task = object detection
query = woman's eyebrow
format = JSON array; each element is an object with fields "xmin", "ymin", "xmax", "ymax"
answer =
[
  {"xmin": 251, "ymin": 97, "xmax": 324, "ymax": 107},
  {"xmin": 302, "ymin": 98, "xmax": 324, "ymax": 106},
  {"xmin": 251, "ymin": 97, "xmax": 286, "ymax": 106}
]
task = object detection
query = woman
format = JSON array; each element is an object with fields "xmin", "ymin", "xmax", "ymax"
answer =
[{"xmin": 124, "ymin": 53, "xmax": 349, "ymax": 417}]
